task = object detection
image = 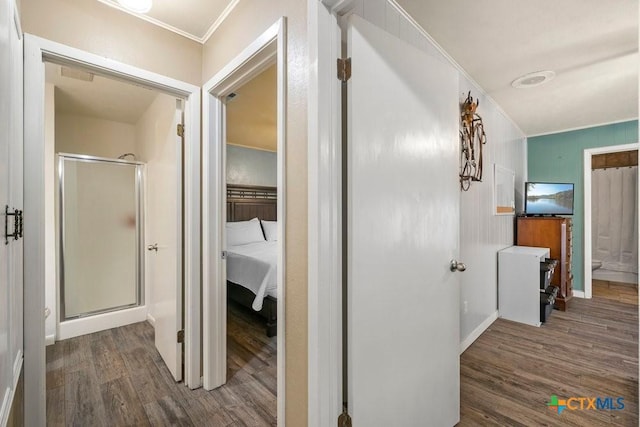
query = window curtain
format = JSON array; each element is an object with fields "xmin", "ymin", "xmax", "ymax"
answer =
[{"xmin": 592, "ymin": 166, "xmax": 638, "ymax": 273}]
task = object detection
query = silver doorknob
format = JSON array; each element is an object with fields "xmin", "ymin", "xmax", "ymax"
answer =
[
  {"xmin": 147, "ymin": 243, "xmax": 158, "ymax": 252},
  {"xmin": 450, "ymin": 260, "xmax": 466, "ymax": 272}
]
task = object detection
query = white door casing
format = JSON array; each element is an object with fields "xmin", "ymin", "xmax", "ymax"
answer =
[
  {"xmin": 582, "ymin": 142, "xmax": 640, "ymax": 300},
  {"xmin": 148, "ymin": 100, "xmax": 184, "ymax": 381},
  {"xmin": 24, "ymin": 35, "xmax": 201, "ymax": 425},
  {"xmin": 347, "ymin": 14, "xmax": 460, "ymax": 426},
  {"xmin": 202, "ymin": 16, "xmax": 287, "ymax": 423}
]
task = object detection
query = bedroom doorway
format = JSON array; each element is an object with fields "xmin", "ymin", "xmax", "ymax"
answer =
[{"xmin": 202, "ymin": 18, "xmax": 286, "ymax": 422}]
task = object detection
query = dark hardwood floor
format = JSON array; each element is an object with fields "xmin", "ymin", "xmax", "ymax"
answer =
[
  {"xmin": 46, "ymin": 301, "xmax": 277, "ymax": 426},
  {"xmin": 459, "ymin": 296, "xmax": 638, "ymax": 426}
]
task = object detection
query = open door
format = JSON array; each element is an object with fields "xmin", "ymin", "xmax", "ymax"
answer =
[
  {"xmin": 147, "ymin": 99, "xmax": 184, "ymax": 381},
  {"xmin": 347, "ymin": 15, "xmax": 461, "ymax": 425}
]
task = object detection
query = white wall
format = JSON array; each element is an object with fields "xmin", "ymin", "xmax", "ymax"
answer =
[
  {"xmin": 55, "ymin": 112, "xmax": 136, "ymax": 158},
  {"xmin": 458, "ymin": 76, "xmax": 526, "ymax": 349},
  {"xmin": 348, "ymin": 0, "xmax": 527, "ymax": 350}
]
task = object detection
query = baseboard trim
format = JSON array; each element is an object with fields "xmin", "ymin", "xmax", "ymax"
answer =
[
  {"xmin": 147, "ymin": 313, "xmax": 156, "ymax": 326},
  {"xmin": 45, "ymin": 334, "xmax": 55, "ymax": 346},
  {"xmin": 572, "ymin": 291, "xmax": 585, "ymax": 298},
  {"xmin": 460, "ymin": 311, "xmax": 498, "ymax": 354},
  {"xmin": 58, "ymin": 306, "xmax": 147, "ymax": 340}
]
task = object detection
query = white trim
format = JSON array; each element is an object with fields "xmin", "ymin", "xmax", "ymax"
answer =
[
  {"xmin": 146, "ymin": 313, "xmax": 156, "ymax": 326},
  {"xmin": 0, "ymin": 352, "xmax": 23, "ymax": 427},
  {"xmin": 307, "ymin": 1, "xmax": 343, "ymax": 426},
  {"xmin": 527, "ymin": 118, "xmax": 639, "ymax": 138},
  {"xmin": 572, "ymin": 291, "xmax": 586, "ymax": 298},
  {"xmin": 12, "ymin": 0, "xmax": 22, "ymax": 40},
  {"xmin": 0, "ymin": 387, "xmax": 10, "ymax": 427},
  {"xmin": 57, "ymin": 307, "xmax": 148, "ymax": 340},
  {"xmin": 201, "ymin": 0, "xmax": 241, "ymax": 43},
  {"xmin": 386, "ymin": 0, "xmax": 526, "ymax": 139},
  {"xmin": 227, "ymin": 141, "xmax": 277, "ymax": 153},
  {"xmin": 583, "ymin": 142, "xmax": 639, "ymax": 300},
  {"xmin": 96, "ymin": 0, "xmax": 202, "ymax": 43},
  {"xmin": 460, "ymin": 311, "xmax": 498, "ymax": 354},
  {"xmin": 12, "ymin": 351, "xmax": 23, "ymax": 389},
  {"xmin": 45, "ymin": 335, "xmax": 55, "ymax": 346},
  {"xmin": 96, "ymin": 0, "xmax": 239, "ymax": 44},
  {"xmin": 202, "ymin": 18, "xmax": 287, "ymax": 424},
  {"xmin": 24, "ymin": 34, "xmax": 202, "ymax": 425}
]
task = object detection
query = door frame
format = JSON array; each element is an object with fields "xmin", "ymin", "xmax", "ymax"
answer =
[
  {"xmin": 23, "ymin": 34, "xmax": 201, "ymax": 426},
  {"xmin": 582, "ymin": 142, "xmax": 639, "ymax": 299},
  {"xmin": 307, "ymin": 1, "xmax": 345, "ymax": 425},
  {"xmin": 201, "ymin": 17, "xmax": 287, "ymax": 422}
]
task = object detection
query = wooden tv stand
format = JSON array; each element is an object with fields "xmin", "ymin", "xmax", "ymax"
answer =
[{"xmin": 516, "ymin": 216, "xmax": 573, "ymax": 310}]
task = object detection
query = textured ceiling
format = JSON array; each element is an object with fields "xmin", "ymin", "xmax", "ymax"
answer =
[
  {"xmin": 395, "ymin": 0, "xmax": 639, "ymax": 136},
  {"xmin": 92, "ymin": 0, "xmax": 637, "ymax": 136}
]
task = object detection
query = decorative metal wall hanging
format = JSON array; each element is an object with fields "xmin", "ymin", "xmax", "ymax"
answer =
[{"xmin": 459, "ymin": 92, "xmax": 487, "ymax": 191}]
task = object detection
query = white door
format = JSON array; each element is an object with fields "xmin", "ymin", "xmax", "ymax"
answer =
[
  {"xmin": 147, "ymin": 99, "xmax": 184, "ymax": 381},
  {"xmin": 347, "ymin": 15, "xmax": 461, "ymax": 426}
]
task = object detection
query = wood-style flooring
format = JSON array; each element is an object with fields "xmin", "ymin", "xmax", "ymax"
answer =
[
  {"xmin": 46, "ymin": 301, "xmax": 276, "ymax": 426},
  {"xmin": 593, "ymin": 279, "xmax": 638, "ymax": 306},
  {"xmin": 459, "ymin": 296, "xmax": 638, "ymax": 426}
]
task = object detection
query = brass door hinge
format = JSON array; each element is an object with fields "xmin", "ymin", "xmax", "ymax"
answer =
[
  {"xmin": 177, "ymin": 123, "xmax": 185, "ymax": 137},
  {"xmin": 337, "ymin": 57, "xmax": 351, "ymax": 82},
  {"xmin": 177, "ymin": 329, "xmax": 185, "ymax": 343}
]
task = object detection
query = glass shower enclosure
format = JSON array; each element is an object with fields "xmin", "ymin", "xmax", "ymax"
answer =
[{"xmin": 58, "ymin": 154, "xmax": 144, "ymax": 320}]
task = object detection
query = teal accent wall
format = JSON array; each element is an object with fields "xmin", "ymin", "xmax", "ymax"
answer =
[{"xmin": 527, "ymin": 120, "xmax": 638, "ymax": 292}]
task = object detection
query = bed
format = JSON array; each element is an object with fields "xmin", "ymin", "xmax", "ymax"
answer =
[{"xmin": 226, "ymin": 184, "xmax": 278, "ymax": 337}]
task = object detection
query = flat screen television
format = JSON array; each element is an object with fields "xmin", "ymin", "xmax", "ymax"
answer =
[{"xmin": 525, "ymin": 182, "xmax": 574, "ymax": 216}]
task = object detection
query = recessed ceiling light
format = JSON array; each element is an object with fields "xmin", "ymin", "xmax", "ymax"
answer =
[
  {"xmin": 117, "ymin": 0, "xmax": 152, "ymax": 13},
  {"xmin": 511, "ymin": 71, "xmax": 555, "ymax": 89}
]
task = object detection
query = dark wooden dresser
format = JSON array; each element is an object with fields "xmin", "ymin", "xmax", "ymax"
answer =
[{"xmin": 516, "ymin": 216, "xmax": 573, "ymax": 310}]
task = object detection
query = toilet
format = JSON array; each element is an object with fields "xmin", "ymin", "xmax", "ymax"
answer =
[{"xmin": 592, "ymin": 259, "xmax": 602, "ymax": 271}]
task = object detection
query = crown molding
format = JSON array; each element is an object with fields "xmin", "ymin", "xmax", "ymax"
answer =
[{"xmin": 96, "ymin": 0, "xmax": 240, "ymax": 44}]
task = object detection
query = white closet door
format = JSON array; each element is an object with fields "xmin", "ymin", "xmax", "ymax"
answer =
[{"xmin": 347, "ymin": 15, "xmax": 461, "ymax": 426}]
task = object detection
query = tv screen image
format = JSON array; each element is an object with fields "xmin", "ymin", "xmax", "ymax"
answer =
[{"xmin": 525, "ymin": 182, "xmax": 574, "ymax": 215}]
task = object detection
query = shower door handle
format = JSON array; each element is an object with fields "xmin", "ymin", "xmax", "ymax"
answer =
[{"xmin": 147, "ymin": 243, "xmax": 158, "ymax": 252}]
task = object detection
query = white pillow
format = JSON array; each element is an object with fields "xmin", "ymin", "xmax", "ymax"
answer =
[
  {"xmin": 227, "ymin": 218, "xmax": 265, "ymax": 246},
  {"xmin": 261, "ymin": 220, "xmax": 277, "ymax": 241}
]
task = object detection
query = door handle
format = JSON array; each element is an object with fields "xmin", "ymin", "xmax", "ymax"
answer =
[
  {"xmin": 450, "ymin": 260, "xmax": 466, "ymax": 272},
  {"xmin": 147, "ymin": 243, "xmax": 158, "ymax": 252}
]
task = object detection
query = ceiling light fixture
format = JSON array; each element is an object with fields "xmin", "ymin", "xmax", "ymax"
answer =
[
  {"xmin": 511, "ymin": 71, "xmax": 555, "ymax": 89},
  {"xmin": 116, "ymin": 0, "xmax": 152, "ymax": 13}
]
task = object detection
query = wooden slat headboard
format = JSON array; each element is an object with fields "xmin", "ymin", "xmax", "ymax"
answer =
[{"xmin": 227, "ymin": 184, "xmax": 277, "ymax": 222}]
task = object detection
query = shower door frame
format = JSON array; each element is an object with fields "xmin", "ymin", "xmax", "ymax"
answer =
[
  {"xmin": 58, "ymin": 153, "xmax": 145, "ymax": 320},
  {"xmin": 583, "ymin": 142, "xmax": 639, "ymax": 299}
]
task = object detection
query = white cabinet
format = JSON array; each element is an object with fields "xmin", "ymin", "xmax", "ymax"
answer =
[{"xmin": 498, "ymin": 246, "xmax": 550, "ymax": 327}]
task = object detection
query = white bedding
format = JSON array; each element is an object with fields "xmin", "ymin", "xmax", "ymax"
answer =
[{"xmin": 226, "ymin": 241, "xmax": 278, "ymax": 310}]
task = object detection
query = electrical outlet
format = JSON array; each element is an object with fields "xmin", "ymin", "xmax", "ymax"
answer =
[{"xmin": 463, "ymin": 300, "xmax": 468, "ymax": 314}]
